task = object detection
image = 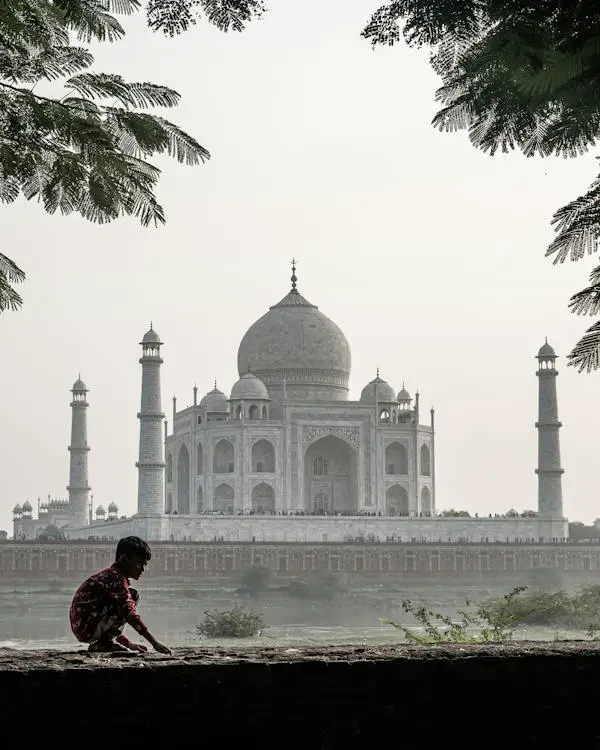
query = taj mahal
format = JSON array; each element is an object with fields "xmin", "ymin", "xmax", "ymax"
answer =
[{"xmin": 12, "ymin": 264, "xmax": 569, "ymax": 543}]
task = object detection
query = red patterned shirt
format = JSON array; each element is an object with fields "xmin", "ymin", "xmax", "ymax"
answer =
[{"xmin": 70, "ymin": 564, "xmax": 148, "ymax": 643}]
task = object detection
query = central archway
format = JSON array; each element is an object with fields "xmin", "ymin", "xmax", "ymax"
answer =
[{"xmin": 304, "ymin": 434, "xmax": 358, "ymax": 513}]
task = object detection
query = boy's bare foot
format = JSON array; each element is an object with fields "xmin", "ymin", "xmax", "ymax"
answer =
[{"xmin": 88, "ymin": 639, "xmax": 133, "ymax": 654}]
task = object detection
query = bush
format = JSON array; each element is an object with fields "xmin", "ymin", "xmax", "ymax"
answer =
[
  {"xmin": 383, "ymin": 585, "xmax": 600, "ymax": 643},
  {"xmin": 196, "ymin": 606, "xmax": 265, "ymax": 638},
  {"xmin": 383, "ymin": 587, "xmax": 530, "ymax": 644}
]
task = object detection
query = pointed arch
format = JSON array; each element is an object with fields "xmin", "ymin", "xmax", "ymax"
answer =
[
  {"xmin": 166, "ymin": 492, "xmax": 172, "ymax": 513},
  {"xmin": 304, "ymin": 434, "xmax": 358, "ymax": 512},
  {"xmin": 166, "ymin": 453, "xmax": 173, "ymax": 483},
  {"xmin": 177, "ymin": 444, "xmax": 190, "ymax": 514},
  {"xmin": 421, "ymin": 486, "xmax": 432, "ymax": 516},
  {"xmin": 197, "ymin": 485, "xmax": 204, "ymax": 513},
  {"xmin": 252, "ymin": 439, "xmax": 275, "ymax": 473},
  {"xmin": 385, "ymin": 441, "xmax": 408, "ymax": 475},
  {"xmin": 214, "ymin": 483, "xmax": 234, "ymax": 514},
  {"xmin": 262, "ymin": 406, "xmax": 268, "ymax": 419},
  {"xmin": 386, "ymin": 485, "xmax": 409, "ymax": 516},
  {"xmin": 213, "ymin": 439, "xmax": 234, "ymax": 473},
  {"xmin": 251, "ymin": 483, "xmax": 275, "ymax": 514},
  {"xmin": 196, "ymin": 443, "xmax": 203, "ymax": 475},
  {"xmin": 420, "ymin": 444, "xmax": 431, "ymax": 476},
  {"xmin": 248, "ymin": 404, "xmax": 259, "ymax": 420}
]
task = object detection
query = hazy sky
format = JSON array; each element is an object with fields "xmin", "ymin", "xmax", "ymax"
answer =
[{"xmin": 1, "ymin": 0, "xmax": 599, "ymax": 531}]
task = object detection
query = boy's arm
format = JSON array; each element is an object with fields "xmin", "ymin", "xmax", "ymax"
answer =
[{"xmin": 125, "ymin": 609, "xmax": 171, "ymax": 654}]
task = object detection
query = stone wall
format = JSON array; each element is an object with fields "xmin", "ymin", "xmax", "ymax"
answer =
[
  {"xmin": 0, "ymin": 540, "xmax": 598, "ymax": 580},
  {"xmin": 1, "ymin": 644, "xmax": 599, "ymax": 746}
]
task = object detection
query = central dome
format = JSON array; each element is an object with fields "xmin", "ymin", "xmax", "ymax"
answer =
[{"xmin": 237, "ymin": 280, "xmax": 351, "ymax": 402}]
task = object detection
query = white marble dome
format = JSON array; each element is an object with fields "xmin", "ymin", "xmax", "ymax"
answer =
[
  {"xmin": 108, "ymin": 502, "xmax": 118, "ymax": 513},
  {"xmin": 360, "ymin": 376, "xmax": 397, "ymax": 404},
  {"xmin": 237, "ymin": 285, "xmax": 351, "ymax": 397},
  {"xmin": 22, "ymin": 501, "xmax": 32, "ymax": 512},
  {"xmin": 200, "ymin": 386, "xmax": 228, "ymax": 412},
  {"xmin": 398, "ymin": 387, "xmax": 411, "ymax": 401},
  {"xmin": 230, "ymin": 372, "xmax": 270, "ymax": 400}
]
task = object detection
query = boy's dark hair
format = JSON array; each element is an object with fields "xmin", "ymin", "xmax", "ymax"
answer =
[{"xmin": 115, "ymin": 536, "xmax": 152, "ymax": 561}]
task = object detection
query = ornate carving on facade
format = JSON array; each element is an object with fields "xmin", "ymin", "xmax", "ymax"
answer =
[{"xmin": 302, "ymin": 425, "xmax": 361, "ymax": 451}]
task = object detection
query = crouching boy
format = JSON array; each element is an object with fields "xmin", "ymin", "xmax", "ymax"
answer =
[{"xmin": 70, "ymin": 535, "xmax": 171, "ymax": 654}]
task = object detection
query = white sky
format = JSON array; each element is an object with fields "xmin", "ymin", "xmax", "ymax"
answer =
[{"xmin": 1, "ymin": 0, "xmax": 599, "ymax": 530}]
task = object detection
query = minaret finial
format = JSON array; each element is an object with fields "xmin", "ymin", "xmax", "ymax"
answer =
[{"xmin": 291, "ymin": 258, "xmax": 297, "ymax": 292}]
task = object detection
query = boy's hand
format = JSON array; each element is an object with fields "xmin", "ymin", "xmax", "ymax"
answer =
[
  {"xmin": 131, "ymin": 643, "xmax": 148, "ymax": 653},
  {"xmin": 153, "ymin": 641, "xmax": 172, "ymax": 655}
]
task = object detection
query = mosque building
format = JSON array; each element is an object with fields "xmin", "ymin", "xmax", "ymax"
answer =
[{"xmin": 12, "ymin": 265, "xmax": 568, "ymax": 543}]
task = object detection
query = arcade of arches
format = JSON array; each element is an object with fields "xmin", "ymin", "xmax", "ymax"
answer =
[
  {"xmin": 166, "ymin": 438, "xmax": 432, "ymax": 515},
  {"xmin": 304, "ymin": 435, "xmax": 358, "ymax": 513}
]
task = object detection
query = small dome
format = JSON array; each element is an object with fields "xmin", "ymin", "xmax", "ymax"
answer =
[
  {"xmin": 72, "ymin": 377, "xmax": 87, "ymax": 391},
  {"xmin": 398, "ymin": 387, "xmax": 411, "ymax": 401},
  {"xmin": 360, "ymin": 376, "xmax": 396, "ymax": 404},
  {"xmin": 141, "ymin": 325, "xmax": 161, "ymax": 344},
  {"xmin": 22, "ymin": 501, "xmax": 32, "ymax": 512},
  {"xmin": 230, "ymin": 372, "xmax": 270, "ymax": 401},
  {"xmin": 200, "ymin": 386, "xmax": 228, "ymax": 412},
  {"xmin": 108, "ymin": 502, "xmax": 118, "ymax": 513},
  {"xmin": 13, "ymin": 504, "xmax": 22, "ymax": 514},
  {"xmin": 95, "ymin": 505, "xmax": 106, "ymax": 515},
  {"xmin": 537, "ymin": 340, "xmax": 556, "ymax": 358}
]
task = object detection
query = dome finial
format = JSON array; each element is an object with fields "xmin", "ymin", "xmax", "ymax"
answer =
[
  {"xmin": 376, "ymin": 366, "xmax": 380, "ymax": 378},
  {"xmin": 291, "ymin": 258, "xmax": 298, "ymax": 292},
  {"xmin": 214, "ymin": 378, "xmax": 217, "ymax": 389},
  {"xmin": 150, "ymin": 321, "xmax": 153, "ymax": 330}
]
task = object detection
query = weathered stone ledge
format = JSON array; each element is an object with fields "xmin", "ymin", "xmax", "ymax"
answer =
[{"xmin": 2, "ymin": 643, "xmax": 598, "ymax": 746}]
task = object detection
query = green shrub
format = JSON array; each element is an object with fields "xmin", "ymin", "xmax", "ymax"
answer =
[
  {"xmin": 383, "ymin": 586, "xmax": 528, "ymax": 644},
  {"xmin": 196, "ymin": 605, "xmax": 265, "ymax": 638}
]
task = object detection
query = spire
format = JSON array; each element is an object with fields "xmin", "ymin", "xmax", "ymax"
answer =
[
  {"xmin": 214, "ymin": 379, "xmax": 217, "ymax": 390},
  {"xmin": 150, "ymin": 321, "xmax": 153, "ymax": 330},
  {"xmin": 291, "ymin": 258, "xmax": 298, "ymax": 293},
  {"xmin": 376, "ymin": 366, "xmax": 380, "ymax": 378}
]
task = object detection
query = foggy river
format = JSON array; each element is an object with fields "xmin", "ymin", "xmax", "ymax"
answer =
[{"xmin": 0, "ymin": 581, "xmax": 590, "ymax": 650}]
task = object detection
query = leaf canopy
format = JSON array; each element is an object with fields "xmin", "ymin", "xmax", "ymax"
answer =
[
  {"xmin": 362, "ymin": 0, "xmax": 600, "ymax": 372},
  {"xmin": 0, "ymin": 0, "xmax": 212, "ymax": 312}
]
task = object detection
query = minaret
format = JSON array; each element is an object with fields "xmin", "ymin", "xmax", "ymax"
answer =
[
  {"xmin": 136, "ymin": 324, "xmax": 166, "ymax": 515},
  {"xmin": 535, "ymin": 340, "xmax": 564, "ymax": 517},
  {"xmin": 67, "ymin": 376, "xmax": 91, "ymax": 527}
]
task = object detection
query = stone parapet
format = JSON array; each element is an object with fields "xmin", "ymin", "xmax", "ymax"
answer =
[{"xmin": 0, "ymin": 643, "xmax": 598, "ymax": 746}]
